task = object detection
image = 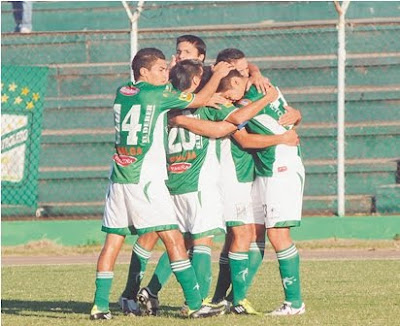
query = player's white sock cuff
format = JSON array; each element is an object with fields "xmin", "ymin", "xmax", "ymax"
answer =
[
  {"xmin": 250, "ymin": 241, "xmax": 266, "ymax": 251},
  {"xmin": 96, "ymin": 271, "xmax": 114, "ymax": 279},
  {"xmin": 133, "ymin": 242, "xmax": 152, "ymax": 260},
  {"xmin": 193, "ymin": 245, "xmax": 211, "ymax": 256},
  {"xmin": 276, "ymin": 244, "xmax": 298, "ymax": 260},
  {"xmin": 228, "ymin": 251, "xmax": 249, "ymax": 261},
  {"xmin": 171, "ymin": 259, "xmax": 191, "ymax": 272}
]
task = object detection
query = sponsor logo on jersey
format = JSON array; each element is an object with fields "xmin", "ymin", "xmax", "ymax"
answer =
[
  {"xmin": 238, "ymin": 99, "xmax": 252, "ymax": 106},
  {"xmin": 113, "ymin": 153, "xmax": 137, "ymax": 167},
  {"xmin": 278, "ymin": 166, "xmax": 288, "ymax": 173},
  {"xmin": 119, "ymin": 86, "xmax": 140, "ymax": 96},
  {"xmin": 178, "ymin": 92, "xmax": 194, "ymax": 102},
  {"xmin": 168, "ymin": 162, "xmax": 192, "ymax": 173}
]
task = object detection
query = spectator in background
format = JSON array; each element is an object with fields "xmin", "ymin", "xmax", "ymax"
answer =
[{"xmin": 12, "ymin": 1, "xmax": 32, "ymax": 33}]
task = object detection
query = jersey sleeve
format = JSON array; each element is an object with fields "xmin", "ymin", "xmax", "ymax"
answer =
[
  {"xmin": 160, "ymin": 84, "xmax": 195, "ymax": 111},
  {"xmin": 198, "ymin": 102, "xmax": 238, "ymax": 122}
]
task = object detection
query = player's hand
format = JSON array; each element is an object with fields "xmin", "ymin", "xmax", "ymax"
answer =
[
  {"xmin": 263, "ymin": 84, "xmax": 279, "ymax": 103},
  {"xmin": 206, "ymin": 93, "xmax": 226, "ymax": 109},
  {"xmin": 281, "ymin": 129, "xmax": 300, "ymax": 146},
  {"xmin": 279, "ymin": 105, "xmax": 302, "ymax": 126},
  {"xmin": 246, "ymin": 72, "xmax": 270, "ymax": 94},
  {"xmin": 168, "ymin": 55, "xmax": 177, "ymax": 70},
  {"xmin": 167, "ymin": 110, "xmax": 182, "ymax": 127},
  {"xmin": 212, "ymin": 61, "xmax": 234, "ymax": 78}
]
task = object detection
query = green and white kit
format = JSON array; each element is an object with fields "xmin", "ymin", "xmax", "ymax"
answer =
[
  {"xmin": 166, "ymin": 105, "xmax": 236, "ymax": 238},
  {"xmin": 103, "ymin": 81, "xmax": 194, "ymax": 235},
  {"xmin": 240, "ymin": 86, "xmax": 305, "ymax": 228}
]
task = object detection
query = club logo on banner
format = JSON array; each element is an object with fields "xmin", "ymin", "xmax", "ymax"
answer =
[{"xmin": 1, "ymin": 65, "xmax": 48, "ymax": 208}]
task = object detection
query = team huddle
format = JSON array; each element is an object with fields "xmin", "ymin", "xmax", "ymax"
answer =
[{"xmin": 90, "ymin": 35, "xmax": 305, "ymax": 320}]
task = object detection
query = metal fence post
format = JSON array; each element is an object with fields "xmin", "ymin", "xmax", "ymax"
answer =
[
  {"xmin": 122, "ymin": 1, "xmax": 145, "ymax": 82},
  {"xmin": 334, "ymin": 1, "xmax": 350, "ymax": 217}
]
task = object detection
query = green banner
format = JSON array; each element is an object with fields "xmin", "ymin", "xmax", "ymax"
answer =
[{"xmin": 1, "ymin": 65, "xmax": 48, "ymax": 207}]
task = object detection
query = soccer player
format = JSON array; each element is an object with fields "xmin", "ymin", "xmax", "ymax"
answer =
[
  {"xmin": 90, "ymin": 48, "xmax": 233, "ymax": 320},
  {"xmin": 172, "ymin": 35, "xmax": 270, "ymax": 94},
  {"xmin": 209, "ymin": 48, "xmax": 302, "ymax": 313},
  {"xmin": 210, "ymin": 57, "xmax": 306, "ymax": 315},
  {"xmin": 136, "ymin": 62, "xmax": 299, "ymax": 316}
]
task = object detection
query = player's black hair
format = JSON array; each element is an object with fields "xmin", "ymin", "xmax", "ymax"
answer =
[
  {"xmin": 131, "ymin": 48, "xmax": 165, "ymax": 81},
  {"xmin": 169, "ymin": 59, "xmax": 203, "ymax": 92},
  {"xmin": 216, "ymin": 48, "xmax": 245, "ymax": 64},
  {"xmin": 176, "ymin": 35, "xmax": 207, "ymax": 61},
  {"xmin": 217, "ymin": 69, "xmax": 243, "ymax": 93},
  {"xmin": 195, "ymin": 65, "xmax": 212, "ymax": 93}
]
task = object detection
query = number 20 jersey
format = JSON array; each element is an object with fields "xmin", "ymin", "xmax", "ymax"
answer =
[{"xmin": 110, "ymin": 81, "xmax": 194, "ymax": 184}]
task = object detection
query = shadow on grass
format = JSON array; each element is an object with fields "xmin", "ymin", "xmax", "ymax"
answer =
[
  {"xmin": 1, "ymin": 300, "xmax": 93, "ymax": 316},
  {"xmin": 1, "ymin": 300, "xmax": 183, "ymax": 318}
]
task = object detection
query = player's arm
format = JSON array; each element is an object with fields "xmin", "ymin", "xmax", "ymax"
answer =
[
  {"xmin": 225, "ymin": 85, "xmax": 279, "ymax": 125},
  {"xmin": 279, "ymin": 105, "xmax": 302, "ymax": 126},
  {"xmin": 170, "ymin": 114, "xmax": 237, "ymax": 138},
  {"xmin": 187, "ymin": 61, "xmax": 234, "ymax": 108},
  {"xmin": 247, "ymin": 62, "xmax": 270, "ymax": 94},
  {"xmin": 232, "ymin": 128, "xmax": 299, "ymax": 149}
]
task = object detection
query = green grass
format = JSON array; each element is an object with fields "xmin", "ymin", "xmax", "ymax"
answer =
[{"xmin": 2, "ymin": 260, "xmax": 400, "ymax": 326}]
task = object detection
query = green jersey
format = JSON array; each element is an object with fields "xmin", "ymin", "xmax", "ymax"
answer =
[
  {"xmin": 220, "ymin": 135, "xmax": 255, "ymax": 184},
  {"xmin": 166, "ymin": 104, "xmax": 236, "ymax": 195},
  {"xmin": 110, "ymin": 81, "xmax": 194, "ymax": 184},
  {"xmin": 240, "ymin": 85, "xmax": 303, "ymax": 177}
]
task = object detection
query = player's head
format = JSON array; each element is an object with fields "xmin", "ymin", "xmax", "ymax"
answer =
[
  {"xmin": 217, "ymin": 69, "xmax": 247, "ymax": 101},
  {"xmin": 176, "ymin": 35, "xmax": 206, "ymax": 63},
  {"xmin": 216, "ymin": 48, "xmax": 249, "ymax": 78},
  {"xmin": 169, "ymin": 59, "xmax": 203, "ymax": 93},
  {"xmin": 131, "ymin": 48, "xmax": 168, "ymax": 85}
]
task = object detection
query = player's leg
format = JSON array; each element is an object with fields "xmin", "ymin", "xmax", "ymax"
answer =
[
  {"xmin": 267, "ymin": 227, "xmax": 304, "ymax": 315},
  {"xmin": 228, "ymin": 224, "xmax": 262, "ymax": 315},
  {"xmin": 212, "ymin": 231, "xmax": 232, "ymax": 303},
  {"xmin": 91, "ymin": 182, "xmax": 137, "ymax": 320},
  {"xmin": 158, "ymin": 229, "xmax": 225, "ymax": 318},
  {"xmin": 91, "ymin": 233, "xmax": 125, "ymax": 320},
  {"xmin": 262, "ymin": 167, "xmax": 305, "ymax": 316},
  {"xmin": 120, "ymin": 231, "xmax": 159, "ymax": 315},
  {"xmin": 245, "ymin": 223, "xmax": 266, "ymax": 294},
  {"xmin": 191, "ymin": 236, "xmax": 213, "ymax": 300}
]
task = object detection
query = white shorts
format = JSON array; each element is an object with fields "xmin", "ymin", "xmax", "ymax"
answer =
[
  {"xmin": 252, "ymin": 165, "xmax": 305, "ymax": 228},
  {"xmin": 221, "ymin": 180, "xmax": 256, "ymax": 227},
  {"xmin": 102, "ymin": 181, "xmax": 178, "ymax": 236},
  {"xmin": 172, "ymin": 188, "xmax": 225, "ymax": 239}
]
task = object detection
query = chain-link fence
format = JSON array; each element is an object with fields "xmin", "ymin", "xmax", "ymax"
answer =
[{"xmin": 1, "ymin": 3, "xmax": 400, "ymax": 218}]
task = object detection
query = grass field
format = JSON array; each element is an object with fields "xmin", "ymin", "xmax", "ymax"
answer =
[{"xmin": 2, "ymin": 258, "xmax": 399, "ymax": 326}]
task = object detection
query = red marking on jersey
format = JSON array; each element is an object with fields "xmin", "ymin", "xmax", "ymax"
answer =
[
  {"xmin": 119, "ymin": 86, "xmax": 140, "ymax": 96},
  {"xmin": 113, "ymin": 154, "xmax": 137, "ymax": 167},
  {"xmin": 278, "ymin": 166, "xmax": 288, "ymax": 173},
  {"xmin": 168, "ymin": 162, "xmax": 192, "ymax": 173}
]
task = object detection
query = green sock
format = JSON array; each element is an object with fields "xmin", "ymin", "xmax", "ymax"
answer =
[
  {"xmin": 229, "ymin": 251, "xmax": 249, "ymax": 305},
  {"xmin": 191, "ymin": 245, "xmax": 212, "ymax": 299},
  {"xmin": 93, "ymin": 271, "xmax": 113, "ymax": 311},
  {"xmin": 121, "ymin": 242, "xmax": 151, "ymax": 299},
  {"xmin": 212, "ymin": 252, "xmax": 231, "ymax": 302},
  {"xmin": 171, "ymin": 259, "xmax": 202, "ymax": 311},
  {"xmin": 147, "ymin": 251, "xmax": 172, "ymax": 296},
  {"xmin": 246, "ymin": 241, "xmax": 265, "ymax": 294},
  {"xmin": 277, "ymin": 244, "xmax": 302, "ymax": 308}
]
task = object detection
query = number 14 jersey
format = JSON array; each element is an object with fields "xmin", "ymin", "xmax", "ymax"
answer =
[{"xmin": 110, "ymin": 81, "xmax": 194, "ymax": 184}]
